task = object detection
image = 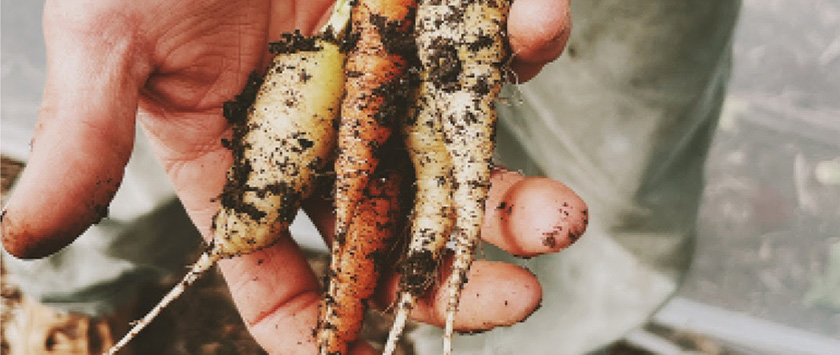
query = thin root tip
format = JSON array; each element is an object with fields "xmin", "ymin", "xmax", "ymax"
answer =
[
  {"xmin": 104, "ymin": 253, "xmax": 218, "ymax": 354},
  {"xmin": 383, "ymin": 293, "xmax": 415, "ymax": 355},
  {"xmin": 443, "ymin": 310, "xmax": 457, "ymax": 355}
]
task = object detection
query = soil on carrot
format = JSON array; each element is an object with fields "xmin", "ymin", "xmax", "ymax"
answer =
[
  {"xmin": 268, "ymin": 30, "xmax": 329, "ymax": 55},
  {"xmin": 0, "ymin": 156, "xmax": 729, "ymax": 355}
]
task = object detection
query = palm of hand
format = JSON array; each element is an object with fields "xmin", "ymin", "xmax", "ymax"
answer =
[{"xmin": 133, "ymin": 0, "xmax": 334, "ymax": 232}]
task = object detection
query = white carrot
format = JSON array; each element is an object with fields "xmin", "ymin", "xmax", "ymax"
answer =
[
  {"xmin": 383, "ymin": 76, "xmax": 454, "ymax": 355},
  {"xmin": 413, "ymin": 0, "xmax": 511, "ymax": 353},
  {"xmin": 106, "ymin": 5, "xmax": 352, "ymax": 353}
]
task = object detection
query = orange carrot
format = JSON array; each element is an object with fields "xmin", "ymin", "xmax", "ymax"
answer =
[
  {"xmin": 319, "ymin": 1, "xmax": 416, "ymax": 352},
  {"xmin": 317, "ymin": 167, "xmax": 404, "ymax": 355},
  {"xmin": 332, "ymin": 0, "xmax": 417, "ymax": 243}
]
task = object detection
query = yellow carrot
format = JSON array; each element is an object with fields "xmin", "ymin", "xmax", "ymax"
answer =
[{"xmin": 107, "ymin": 6, "xmax": 352, "ymax": 352}]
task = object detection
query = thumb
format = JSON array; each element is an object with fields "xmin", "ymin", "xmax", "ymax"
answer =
[{"xmin": 2, "ymin": 7, "xmax": 150, "ymax": 259}]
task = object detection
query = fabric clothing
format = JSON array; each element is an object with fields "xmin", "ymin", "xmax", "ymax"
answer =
[{"xmin": 1, "ymin": 0, "xmax": 741, "ymax": 353}]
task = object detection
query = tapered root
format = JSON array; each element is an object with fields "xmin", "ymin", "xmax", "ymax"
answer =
[
  {"xmin": 412, "ymin": 0, "xmax": 511, "ymax": 353},
  {"xmin": 107, "ymin": 253, "xmax": 217, "ymax": 355},
  {"xmin": 383, "ymin": 292, "xmax": 414, "ymax": 355}
]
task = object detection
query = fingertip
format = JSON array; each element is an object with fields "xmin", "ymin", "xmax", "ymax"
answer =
[
  {"xmin": 1, "ymin": 153, "xmax": 123, "ymax": 259},
  {"xmin": 505, "ymin": 178, "xmax": 588, "ymax": 256},
  {"xmin": 484, "ymin": 174, "xmax": 588, "ymax": 257},
  {"xmin": 376, "ymin": 258, "xmax": 543, "ymax": 332},
  {"xmin": 508, "ymin": 0, "xmax": 571, "ymax": 71},
  {"xmin": 463, "ymin": 262, "xmax": 542, "ymax": 327},
  {"xmin": 508, "ymin": 61, "xmax": 545, "ymax": 83},
  {"xmin": 1, "ymin": 211, "xmax": 76, "ymax": 259},
  {"xmin": 435, "ymin": 261, "xmax": 542, "ymax": 332}
]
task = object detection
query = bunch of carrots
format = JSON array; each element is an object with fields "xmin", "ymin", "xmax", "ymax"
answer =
[{"xmin": 107, "ymin": 0, "xmax": 585, "ymax": 354}]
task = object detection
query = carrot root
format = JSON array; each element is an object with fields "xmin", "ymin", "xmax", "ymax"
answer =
[
  {"xmin": 332, "ymin": 0, "xmax": 416, "ymax": 241},
  {"xmin": 105, "ymin": 4, "xmax": 352, "ymax": 351},
  {"xmin": 317, "ymin": 170, "xmax": 404, "ymax": 355},
  {"xmin": 384, "ymin": 76, "xmax": 454, "ymax": 355},
  {"xmin": 412, "ymin": 0, "xmax": 511, "ymax": 353},
  {"xmin": 318, "ymin": 0, "xmax": 417, "ymax": 352},
  {"xmin": 107, "ymin": 253, "xmax": 217, "ymax": 355}
]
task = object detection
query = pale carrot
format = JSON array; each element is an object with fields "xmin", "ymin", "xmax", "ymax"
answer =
[
  {"xmin": 383, "ymin": 76, "xmax": 454, "ymax": 355},
  {"xmin": 106, "ymin": 5, "xmax": 352, "ymax": 352},
  {"xmin": 413, "ymin": 0, "xmax": 511, "ymax": 353}
]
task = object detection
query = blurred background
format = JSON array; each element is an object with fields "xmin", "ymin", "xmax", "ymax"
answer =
[
  {"xmin": 2, "ymin": 0, "xmax": 839, "ymax": 353},
  {"xmin": 648, "ymin": 0, "xmax": 840, "ymax": 353}
]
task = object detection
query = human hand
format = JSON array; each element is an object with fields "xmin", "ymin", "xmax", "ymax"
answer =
[{"xmin": 1, "ymin": 0, "xmax": 575, "ymax": 353}]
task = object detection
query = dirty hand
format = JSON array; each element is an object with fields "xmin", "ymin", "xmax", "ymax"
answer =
[{"xmin": 1, "ymin": 0, "xmax": 577, "ymax": 353}]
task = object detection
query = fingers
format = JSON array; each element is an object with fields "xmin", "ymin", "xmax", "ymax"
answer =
[
  {"xmin": 365, "ymin": 169, "xmax": 584, "ymax": 331},
  {"xmin": 220, "ymin": 232, "xmax": 381, "ymax": 354},
  {"xmin": 303, "ymin": 168, "xmax": 588, "ymax": 258},
  {"xmin": 375, "ymin": 258, "xmax": 543, "ymax": 332},
  {"xmin": 1, "ymin": 5, "xmax": 150, "ymax": 259},
  {"xmin": 303, "ymin": 168, "xmax": 583, "ymax": 334},
  {"xmin": 482, "ymin": 170, "xmax": 588, "ymax": 258},
  {"xmin": 507, "ymin": 0, "xmax": 571, "ymax": 82},
  {"xmin": 219, "ymin": 233, "xmax": 322, "ymax": 353}
]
